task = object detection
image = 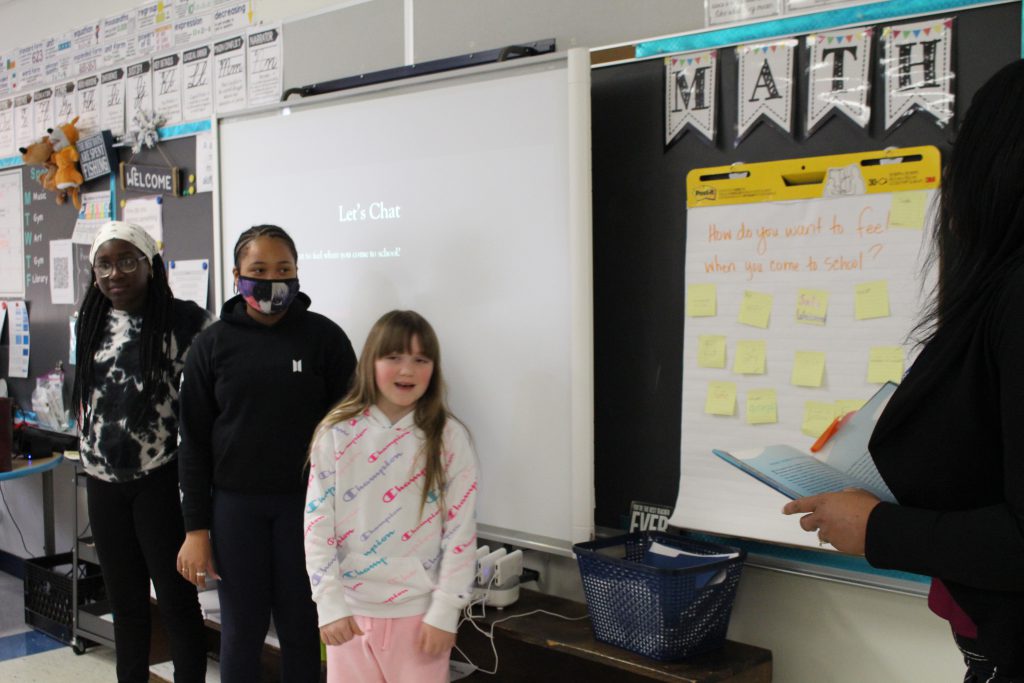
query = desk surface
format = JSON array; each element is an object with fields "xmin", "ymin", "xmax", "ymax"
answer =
[
  {"xmin": 0, "ymin": 454, "xmax": 63, "ymax": 481},
  {"xmin": 460, "ymin": 589, "xmax": 771, "ymax": 683}
]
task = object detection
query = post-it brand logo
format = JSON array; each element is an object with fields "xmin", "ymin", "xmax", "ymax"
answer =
[{"xmin": 693, "ymin": 185, "xmax": 717, "ymax": 201}]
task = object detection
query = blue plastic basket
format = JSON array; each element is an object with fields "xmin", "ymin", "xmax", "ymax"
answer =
[{"xmin": 573, "ymin": 533, "xmax": 746, "ymax": 661}]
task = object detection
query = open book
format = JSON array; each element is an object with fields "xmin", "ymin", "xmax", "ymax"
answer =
[{"xmin": 712, "ymin": 382, "xmax": 898, "ymax": 503}]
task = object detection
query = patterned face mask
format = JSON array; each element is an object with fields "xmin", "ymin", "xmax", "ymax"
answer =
[{"xmin": 236, "ymin": 276, "xmax": 300, "ymax": 314}]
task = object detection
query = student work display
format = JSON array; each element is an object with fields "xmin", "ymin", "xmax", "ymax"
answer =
[{"xmin": 671, "ymin": 149, "xmax": 935, "ymax": 548}]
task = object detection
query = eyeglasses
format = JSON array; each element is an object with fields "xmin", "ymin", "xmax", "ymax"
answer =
[{"xmin": 93, "ymin": 256, "xmax": 145, "ymax": 278}]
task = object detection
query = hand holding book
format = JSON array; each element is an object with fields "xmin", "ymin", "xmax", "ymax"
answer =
[{"xmin": 782, "ymin": 488, "xmax": 882, "ymax": 555}]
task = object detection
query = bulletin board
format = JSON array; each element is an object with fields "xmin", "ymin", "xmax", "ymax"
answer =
[
  {"xmin": 672, "ymin": 147, "xmax": 938, "ymax": 548},
  {"xmin": 590, "ymin": 1, "xmax": 1020, "ymax": 590},
  {"xmin": 0, "ymin": 133, "xmax": 215, "ymax": 411}
]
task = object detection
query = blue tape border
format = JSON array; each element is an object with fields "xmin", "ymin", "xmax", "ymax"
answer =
[
  {"xmin": 636, "ymin": 0, "xmax": 1006, "ymax": 57},
  {"xmin": 0, "ymin": 118, "xmax": 212, "ymax": 169},
  {"xmin": 684, "ymin": 530, "xmax": 930, "ymax": 591}
]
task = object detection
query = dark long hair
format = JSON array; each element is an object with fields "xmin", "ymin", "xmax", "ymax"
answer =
[
  {"xmin": 913, "ymin": 60, "xmax": 1024, "ymax": 344},
  {"xmin": 71, "ymin": 254, "xmax": 176, "ymax": 428}
]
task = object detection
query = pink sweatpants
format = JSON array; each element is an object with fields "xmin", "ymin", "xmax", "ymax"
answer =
[{"xmin": 325, "ymin": 614, "xmax": 451, "ymax": 683}]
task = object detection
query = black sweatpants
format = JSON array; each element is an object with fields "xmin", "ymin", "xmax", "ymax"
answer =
[
  {"xmin": 212, "ymin": 488, "xmax": 321, "ymax": 683},
  {"xmin": 86, "ymin": 462, "xmax": 207, "ymax": 683}
]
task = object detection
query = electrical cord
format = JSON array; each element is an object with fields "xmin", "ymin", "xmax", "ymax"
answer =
[
  {"xmin": 0, "ymin": 482, "xmax": 35, "ymax": 557},
  {"xmin": 452, "ymin": 574, "xmax": 589, "ymax": 676}
]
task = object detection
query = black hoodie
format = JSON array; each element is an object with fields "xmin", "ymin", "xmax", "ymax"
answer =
[{"xmin": 178, "ymin": 292, "xmax": 356, "ymax": 531}]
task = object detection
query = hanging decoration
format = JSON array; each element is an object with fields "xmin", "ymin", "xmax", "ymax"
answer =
[
  {"xmin": 664, "ymin": 50, "xmax": 718, "ymax": 147},
  {"xmin": 881, "ymin": 18, "xmax": 955, "ymax": 133},
  {"xmin": 124, "ymin": 109, "xmax": 165, "ymax": 154},
  {"xmin": 805, "ymin": 27, "xmax": 873, "ymax": 137},
  {"xmin": 735, "ymin": 39, "xmax": 797, "ymax": 144}
]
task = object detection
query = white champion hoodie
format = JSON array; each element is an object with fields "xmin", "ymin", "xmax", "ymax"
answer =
[{"xmin": 304, "ymin": 405, "xmax": 478, "ymax": 633}]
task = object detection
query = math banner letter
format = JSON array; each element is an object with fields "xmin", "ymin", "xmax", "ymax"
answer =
[
  {"xmin": 882, "ymin": 18, "xmax": 954, "ymax": 133},
  {"xmin": 664, "ymin": 49, "xmax": 717, "ymax": 146},
  {"xmin": 806, "ymin": 28, "xmax": 872, "ymax": 137},
  {"xmin": 735, "ymin": 39, "xmax": 796, "ymax": 145}
]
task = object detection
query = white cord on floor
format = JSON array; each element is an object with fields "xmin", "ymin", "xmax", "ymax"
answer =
[{"xmin": 451, "ymin": 577, "xmax": 589, "ymax": 676}]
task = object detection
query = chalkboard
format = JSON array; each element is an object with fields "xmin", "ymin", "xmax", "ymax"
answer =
[
  {"xmin": 0, "ymin": 134, "xmax": 215, "ymax": 411},
  {"xmin": 591, "ymin": 1, "xmax": 1021, "ymax": 533}
]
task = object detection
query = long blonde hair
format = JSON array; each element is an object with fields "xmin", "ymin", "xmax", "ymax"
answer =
[{"xmin": 313, "ymin": 310, "xmax": 451, "ymax": 519}]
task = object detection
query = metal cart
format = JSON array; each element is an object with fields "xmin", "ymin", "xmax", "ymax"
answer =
[{"xmin": 71, "ymin": 462, "xmax": 114, "ymax": 654}]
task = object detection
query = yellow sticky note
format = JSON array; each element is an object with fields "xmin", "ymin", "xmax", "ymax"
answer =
[
  {"xmin": 795, "ymin": 288, "xmax": 829, "ymax": 326},
  {"xmin": 733, "ymin": 340, "xmax": 767, "ymax": 374},
  {"xmin": 746, "ymin": 388, "xmax": 778, "ymax": 425},
  {"xmin": 792, "ymin": 351, "xmax": 826, "ymax": 387},
  {"xmin": 738, "ymin": 290, "xmax": 773, "ymax": 328},
  {"xmin": 835, "ymin": 399, "xmax": 866, "ymax": 416},
  {"xmin": 705, "ymin": 381, "xmax": 737, "ymax": 416},
  {"xmin": 688, "ymin": 283, "xmax": 717, "ymax": 317},
  {"xmin": 889, "ymin": 191, "xmax": 928, "ymax": 229},
  {"xmin": 697, "ymin": 335, "xmax": 727, "ymax": 369},
  {"xmin": 855, "ymin": 281, "xmax": 890, "ymax": 320},
  {"xmin": 803, "ymin": 401, "xmax": 838, "ymax": 437},
  {"xmin": 868, "ymin": 346, "xmax": 904, "ymax": 383}
]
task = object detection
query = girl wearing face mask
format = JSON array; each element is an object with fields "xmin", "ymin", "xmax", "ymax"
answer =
[{"xmin": 177, "ymin": 224, "xmax": 357, "ymax": 683}]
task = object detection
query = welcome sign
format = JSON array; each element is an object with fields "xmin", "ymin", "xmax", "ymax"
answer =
[{"xmin": 120, "ymin": 161, "xmax": 180, "ymax": 196}]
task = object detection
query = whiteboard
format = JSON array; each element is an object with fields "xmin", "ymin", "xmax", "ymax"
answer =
[
  {"xmin": 216, "ymin": 51, "xmax": 593, "ymax": 554},
  {"xmin": 670, "ymin": 151, "xmax": 937, "ymax": 550}
]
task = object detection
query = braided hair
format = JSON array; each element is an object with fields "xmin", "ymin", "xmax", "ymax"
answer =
[
  {"xmin": 71, "ymin": 253, "xmax": 177, "ymax": 429},
  {"xmin": 233, "ymin": 224, "xmax": 298, "ymax": 266}
]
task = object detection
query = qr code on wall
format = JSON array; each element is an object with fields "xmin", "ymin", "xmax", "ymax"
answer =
[{"xmin": 53, "ymin": 256, "xmax": 69, "ymax": 290}]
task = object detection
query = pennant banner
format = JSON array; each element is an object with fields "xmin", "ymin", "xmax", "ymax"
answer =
[
  {"xmin": 882, "ymin": 17, "xmax": 954, "ymax": 132},
  {"xmin": 665, "ymin": 49, "xmax": 718, "ymax": 146},
  {"xmin": 736, "ymin": 39, "xmax": 797, "ymax": 144},
  {"xmin": 806, "ymin": 27, "xmax": 873, "ymax": 136}
]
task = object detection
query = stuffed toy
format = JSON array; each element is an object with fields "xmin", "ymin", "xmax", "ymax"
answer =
[
  {"xmin": 18, "ymin": 137, "xmax": 65, "ymax": 204},
  {"xmin": 48, "ymin": 116, "xmax": 84, "ymax": 210}
]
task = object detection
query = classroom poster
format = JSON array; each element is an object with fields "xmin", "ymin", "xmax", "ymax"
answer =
[
  {"xmin": 52, "ymin": 82, "xmax": 76, "ymax": 129},
  {"xmin": 152, "ymin": 52, "xmax": 184, "ymax": 126},
  {"xmin": 672, "ymin": 148, "xmax": 939, "ymax": 549},
  {"xmin": 182, "ymin": 45, "xmax": 213, "ymax": 121},
  {"xmin": 707, "ymin": 0, "xmax": 782, "ymax": 26},
  {"xmin": 246, "ymin": 24, "xmax": 283, "ymax": 107},
  {"xmin": 664, "ymin": 50, "xmax": 717, "ymax": 145},
  {"xmin": 0, "ymin": 99, "xmax": 13, "ymax": 157},
  {"xmin": 32, "ymin": 87, "xmax": 54, "ymax": 140},
  {"xmin": 49, "ymin": 239, "xmax": 75, "ymax": 305},
  {"xmin": 100, "ymin": 67, "xmax": 127, "ymax": 138},
  {"xmin": 7, "ymin": 300, "xmax": 30, "ymax": 378},
  {"xmin": 882, "ymin": 18, "xmax": 954, "ymax": 132},
  {"xmin": 126, "ymin": 60, "xmax": 154, "ymax": 133},
  {"xmin": 213, "ymin": 34, "xmax": 246, "ymax": 113},
  {"xmin": 0, "ymin": 169, "xmax": 24, "ymax": 298},
  {"xmin": 735, "ymin": 39, "xmax": 797, "ymax": 143},
  {"xmin": 75, "ymin": 75, "xmax": 101, "ymax": 134},
  {"xmin": 13, "ymin": 94, "xmax": 34, "ymax": 151},
  {"xmin": 805, "ymin": 27, "xmax": 872, "ymax": 135}
]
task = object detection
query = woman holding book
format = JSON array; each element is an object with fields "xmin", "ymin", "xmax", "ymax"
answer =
[{"xmin": 784, "ymin": 60, "xmax": 1024, "ymax": 682}]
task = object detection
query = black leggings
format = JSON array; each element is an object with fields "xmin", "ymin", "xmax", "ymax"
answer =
[
  {"xmin": 956, "ymin": 633, "xmax": 1024, "ymax": 683},
  {"xmin": 212, "ymin": 488, "xmax": 321, "ymax": 683},
  {"xmin": 87, "ymin": 462, "xmax": 207, "ymax": 683}
]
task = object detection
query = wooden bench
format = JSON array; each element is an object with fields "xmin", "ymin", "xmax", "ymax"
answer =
[{"xmin": 456, "ymin": 589, "xmax": 772, "ymax": 682}]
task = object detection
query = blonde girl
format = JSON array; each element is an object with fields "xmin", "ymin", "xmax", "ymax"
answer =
[{"xmin": 304, "ymin": 310, "xmax": 478, "ymax": 683}]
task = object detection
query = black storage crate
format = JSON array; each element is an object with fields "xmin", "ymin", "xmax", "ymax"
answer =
[
  {"xmin": 24, "ymin": 552, "xmax": 106, "ymax": 645},
  {"xmin": 573, "ymin": 533, "xmax": 745, "ymax": 661}
]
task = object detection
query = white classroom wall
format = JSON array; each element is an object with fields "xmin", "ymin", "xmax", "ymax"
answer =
[{"xmin": 0, "ymin": 1, "xmax": 968, "ymax": 680}]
